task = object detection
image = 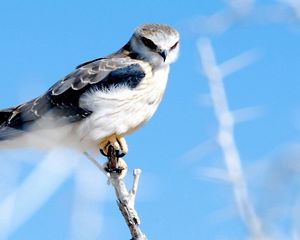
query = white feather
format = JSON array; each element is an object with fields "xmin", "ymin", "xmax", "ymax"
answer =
[{"xmin": 77, "ymin": 64, "xmax": 170, "ymax": 149}]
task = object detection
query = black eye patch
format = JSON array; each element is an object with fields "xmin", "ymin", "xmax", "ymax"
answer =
[
  {"xmin": 141, "ymin": 37, "xmax": 157, "ymax": 50},
  {"xmin": 170, "ymin": 41, "xmax": 179, "ymax": 50}
]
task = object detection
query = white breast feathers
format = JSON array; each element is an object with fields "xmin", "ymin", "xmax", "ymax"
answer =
[{"xmin": 77, "ymin": 63, "xmax": 170, "ymax": 145}]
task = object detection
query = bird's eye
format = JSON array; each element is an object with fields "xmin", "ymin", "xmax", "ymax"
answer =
[
  {"xmin": 170, "ymin": 41, "xmax": 179, "ymax": 50},
  {"xmin": 141, "ymin": 37, "xmax": 157, "ymax": 50}
]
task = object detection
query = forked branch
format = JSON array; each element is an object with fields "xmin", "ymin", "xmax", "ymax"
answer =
[{"xmin": 84, "ymin": 146, "xmax": 147, "ymax": 240}]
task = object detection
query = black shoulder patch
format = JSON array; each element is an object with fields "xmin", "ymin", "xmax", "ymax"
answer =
[{"xmin": 99, "ymin": 64, "xmax": 146, "ymax": 90}]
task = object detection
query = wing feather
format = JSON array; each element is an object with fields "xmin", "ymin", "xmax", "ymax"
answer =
[
  {"xmin": 51, "ymin": 58, "xmax": 139, "ymax": 95},
  {"xmin": 0, "ymin": 56, "xmax": 148, "ymax": 140}
]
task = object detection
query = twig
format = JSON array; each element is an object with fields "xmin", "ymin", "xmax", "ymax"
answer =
[
  {"xmin": 198, "ymin": 38, "xmax": 268, "ymax": 239},
  {"xmin": 84, "ymin": 148, "xmax": 147, "ymax": 240},
  {"xmin": 83, "ymin": 152, "xmax": 109, "ymax": 176}
]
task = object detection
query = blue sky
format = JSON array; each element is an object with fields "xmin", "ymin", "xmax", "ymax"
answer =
[{"xmin": 0, "ymin": 1, "xmax": 300, "ymax": 239}]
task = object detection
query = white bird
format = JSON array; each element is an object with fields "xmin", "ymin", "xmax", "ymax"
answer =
[{"xmin": 0, "ymin": 24, "xmax": 180, "ymax": 155}]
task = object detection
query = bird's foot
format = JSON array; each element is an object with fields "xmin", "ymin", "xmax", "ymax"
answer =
[
  {"xmin": 99, "ymin": 134, "xmax": 128, "ymax": 157},
  {"xmin": 100, "ymin": 144, "xmax": 128, "ymax": 179},
  {"xmin": 103, "ymin": 157, "xmax": 128, "ymax": 179}
]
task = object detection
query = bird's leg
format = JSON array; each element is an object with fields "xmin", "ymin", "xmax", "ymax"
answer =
[
  {"xmin": 99, "ymin": 134, "xmax": 128, "ymax": 175},
  {"xmin": 101, "ymin": 145, "xmax": 128, "ymax": 178},
  {"xmin": 99, "ymin": 134, "xmax": 128, "ymax": 156}
]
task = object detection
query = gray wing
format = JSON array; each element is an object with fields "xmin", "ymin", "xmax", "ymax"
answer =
[
  {"xmin": 50, "ymin": 57, "xmax": 146, "ymax": 95},
  {"xmin": 0, "ymin": 57, "xmax": 148, "ymax": 140}
]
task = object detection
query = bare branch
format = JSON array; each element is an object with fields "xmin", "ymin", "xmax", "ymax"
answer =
[
  {"xmin": 198, "ymin": 38, "xmax": 268, "ymax": 240},
  {"xmin": 84, "ymin": 149, "xmax": 147, "ymax": 240},
  {"xmin": 130, "ymin": 169, "xmax": 142, "ymax": 199},
  {"xmin": 219, "ymin": 49, "xmax": 260, "ymax": 77},
  {"xmin": 83, "ymin": 152, "xmax": 109, "ymax": 177}
]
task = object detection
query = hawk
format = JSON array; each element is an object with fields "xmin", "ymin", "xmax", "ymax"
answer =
[{"xmin": 0, "ymin": 24, "xmax": 180, "ymax": 155}]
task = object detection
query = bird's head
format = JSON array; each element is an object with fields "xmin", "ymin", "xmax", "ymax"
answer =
[{"xmin": 129, "ymin": 24, "xmax": 180, "ymax": 67}]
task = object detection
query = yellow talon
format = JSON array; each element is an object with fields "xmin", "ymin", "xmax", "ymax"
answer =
[{"xmin": 99, "ymin": 134, "xmax": 128, "ymax": 155}]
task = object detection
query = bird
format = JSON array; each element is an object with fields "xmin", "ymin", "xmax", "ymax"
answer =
[{"xmin": 0, "ymin": 24, "xmax": 180, "ymax": 156}]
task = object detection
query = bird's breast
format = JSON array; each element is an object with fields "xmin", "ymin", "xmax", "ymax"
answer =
[{"xmin": 78, "ymin": 65, "xmax": 170, "ymax": 142}]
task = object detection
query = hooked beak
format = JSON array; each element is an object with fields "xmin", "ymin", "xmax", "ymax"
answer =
[{"xmin": 159, "ymin": 50, "xmax": 168, "ymax": 62}]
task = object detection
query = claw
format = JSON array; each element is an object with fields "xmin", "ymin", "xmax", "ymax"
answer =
[
  {"xmin": 100, "ymin": 149, "xmax": 125, "ymax": 158},
  {"xmin": 117, "ymin": 137, "xmax": 128, "ymax": 154},
  {"xmin": 117, "ymin": 151, "xmax": 126, "ymax": 158},
  {"xmin": 99, "ymin": 149, "xmax": 108, "ymax": 157},
  {"xmin": 99, "ymin": 134, "xmax": 128, "ymax": 156},
  {"xmin": 103, "ymin": 157, "xmax": 128, "ymax": 179},
  {"xmin": 99, "ymin": 135, "xmax": 128, "ymax": 178}
]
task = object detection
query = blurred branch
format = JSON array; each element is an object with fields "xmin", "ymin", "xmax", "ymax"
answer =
[
  {"xmin": 0, "ymin": 151, "xmax": 78, "ymax": 239},
  {"xmin": 281, "ymin": 0, "xmax": 300, "ymax": 19},
  {"xmin": 226, "ymin": 0, "xmax": 255, "ymax": 15},
  {"xmin": 69, "ymin": 160, "xmax": 107, "ymax": 240},
  {"xmin": 84, "ymin": 148, "xmax": 147, "ymax": 240},
  {"xmin": 187, "ymin": 1, "xmax": 300, "ymax": 35},
  {"xmin": 219, "ymin": 49, "xmax": 260, "ymax": 77},
  {"xmin": 197, "ymin": 38, "xmax": 268, "ymax": 239}
]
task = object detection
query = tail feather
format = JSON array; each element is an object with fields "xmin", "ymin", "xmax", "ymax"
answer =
[
  {"xmin": 0, "ymin": 95, "xmax": 49, "ymax": 141},
  {"xmin": 0, "ymin": 107, "xmax": 26, "ymax": 140},
  {"xmin": 0, "ymin": 108, "xmax": 14, "ymax": 126}
]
